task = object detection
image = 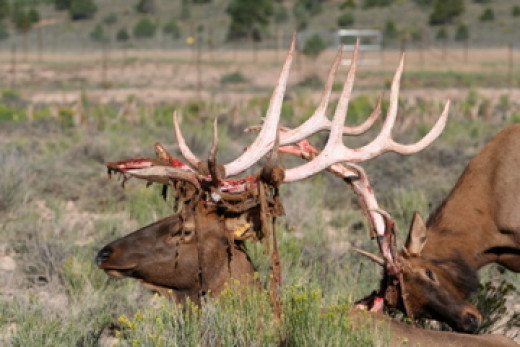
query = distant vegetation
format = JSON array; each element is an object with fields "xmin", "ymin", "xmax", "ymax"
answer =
[
  {"xmin": 0, "ymin": 91, "xmax": 518, "ymax": 344},
  {"xmin": 0, "ymin": 0, "xmax": 515, "ymax": 52}
]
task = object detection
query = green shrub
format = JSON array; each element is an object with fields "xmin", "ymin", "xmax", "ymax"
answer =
[
  {"xmin": 479, "ymin": 7, "xmax": 494, "ymax": 21},
  {"xmin": 363, "ymin": 0, "xmax": 394, "ymax": 9},
  {"xmin": 337, "ymin": 11, "xmax": 355, "ymax": 27},
  {"xmin": 455, "ymin": 22, "xmax": 469, "ymax": 41},
  {"xmin": 284, "ymin": 284, "xmax": 385, "ymax": 345},
  {"xmin": 302, "ymin": 34, "xmax": 327, "ymax": 59},
  {"xmin": 341, "ymin": 0, "xmax": 356, "ymax": 9},
  {"xmin": 62, "ymin": 252, "xmax": 108, "ymax": 297},
  {"xmin": 163, "ymin": 19, "xmax": 181, "ymax": 39},
  {"xmin": 0, "ymin": 151, "xmax": 31, "ymax": 212},
  {"xmin": 435, "ymin": 27, "xmax": 448, "ymax": 40},
  {"xmin": 1, "ymin": 89, "xmax": 23, "ymax": 107},
  {"xmin": 133, "ymin": 17, "xmax": 156, "ymax": 39},
  {"xmin": 297, "ymin": 74, "xmax": 323, "ymax": 89},
  {"xmin": 384, "ymin": 20, "xmax": 399, "ymax": 39},
  {"xmin": 136, "ymin": 0, "xmax": 156, "ymax": 14},
  {"xmin": 116, "ymin": 27, "xmax": 129, "ymax": 42},
  {"xmin": 69, "ymin": 0, "xmax": 97, "ymax": 20},
  {"xmin": 221, "ymin": 71, "xmax": 247, "ymax": 84},
  {"xmin": 429, "ymin": 0, "xmax": 464, "ymax": 25},
  {"xmin": 513, "ymin": 5, "xmax": 520, "ymax": 17},
  {"xmin": 274, "ymin": 4, "xmax": 289, "ymax": 23},
  {"xmin": 0, "ymin": 20, "xmax": 9, "ymax": 40},
  {"xmin": 102, "ymin": 12, "xmax": 118, "ymax": 25},
  {"xmin": 89, "ymin": 23, "xmax": 108, "ymax": 43}
]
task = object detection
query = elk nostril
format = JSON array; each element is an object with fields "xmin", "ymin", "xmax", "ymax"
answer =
[
  {"xmin": 462, "ymin": 313, "xmax": 480, "ymax": 333},
  {"xmin": 95, "ymin": 246, "xmax": 113, "ymax": 266}
]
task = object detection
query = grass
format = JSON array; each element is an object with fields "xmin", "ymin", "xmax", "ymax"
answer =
[{"xmin": 0, "ymin": 92, "xmax": 519, "ymax": 345}]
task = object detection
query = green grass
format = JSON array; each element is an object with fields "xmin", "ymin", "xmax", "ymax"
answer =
[{"xmin": 0, "ymin": 92, "xmax": 519, "ymax": 345}]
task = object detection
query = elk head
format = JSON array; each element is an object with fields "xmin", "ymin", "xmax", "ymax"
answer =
[{"xmin": 356, "ymin": 212, "xmax": 482, "ymax": 333}]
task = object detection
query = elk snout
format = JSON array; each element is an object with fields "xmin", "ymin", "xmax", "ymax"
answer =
[
  {"xmin": 459, "ymin": 307, "xmax": 482, "ymax": 333},
  {"xmin": 96, "ymin": 246, "xmax": 113, "ymax": 266}
]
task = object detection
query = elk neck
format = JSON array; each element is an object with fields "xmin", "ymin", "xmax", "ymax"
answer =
[{"xmin": 424, "ymin": 124, "xmax": 520, "ymax": 270}]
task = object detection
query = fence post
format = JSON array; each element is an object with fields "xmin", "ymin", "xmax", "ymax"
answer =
[
  {"xmin": 10, "ymin": 44, "xmax": 16, "ymax": 89},
  {"xmin": 508, "ymin": 43, "xmax": 514, "ymax": 89}
]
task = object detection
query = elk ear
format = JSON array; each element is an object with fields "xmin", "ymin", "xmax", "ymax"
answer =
[{"xmin": 405, "ymin": 211, "xmax": 428, "ymax": 256}]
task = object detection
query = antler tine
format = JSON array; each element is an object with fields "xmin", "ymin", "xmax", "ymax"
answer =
[
  {"xmin": 277, "ymin": 46, "xmax": 342, "ymax": 145},
  {"xmin": 223, "ymin": 33, "xmax": 296, "ymax": 178},
  {"xmin": 282, "ymin": 51, "xmax": 449, "ymax": 183},
  {"xmin": 208, "ymin": 117, "xmax": 221, "ymax": 185},
  {"xmin": 248, "ymin": 46, "xmax": 381, "ymax": 146},
  {"xmin": 355, "ymin": 53, "xmax": 450, "ymax": 156},
  {"xmin": 125, "ymin": 166, "xmax": 201, "ymax": 189},
  {"xmin": 282, "ymin": 40, "xmax": 360, "ymax": 182},
  {"xmin": 352, "ymin": 247, "xmax": 385, "ymax": 267},
  {"xmin": 173, "ymin": 111, "xmax": 203, "ymax": 169},
  {"xmin": 388, "ymin": 99, "xmax": 450, "ymax": 154}
]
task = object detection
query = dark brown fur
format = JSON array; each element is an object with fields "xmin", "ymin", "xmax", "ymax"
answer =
[{"xmin": 96, "ymin": 205, "xmax": 257, "ymax": 304}]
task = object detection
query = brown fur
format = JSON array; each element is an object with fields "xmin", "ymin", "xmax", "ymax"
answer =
[
  {"xmin": 96, "ymin": 207, "xmax": 257, "ymax": 304},
  {"xmin": 348, "ymin": 310, "xmax": 518, "ymax": 347},
  {"xmin": 388, "ymin": 125, "xmax": 520, "ymax": 332}
]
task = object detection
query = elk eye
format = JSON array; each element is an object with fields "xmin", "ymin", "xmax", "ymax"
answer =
[
  {"xmin": 184, "ymin": 230, "xmax": 193, "ymax": 237},
  {"xmin": 425, "ymin": 269, "xmax": 435, "ymax": 281},
  {"xmin": 169, "ymin": 229, "xmax": 181, "ymax": 237}
]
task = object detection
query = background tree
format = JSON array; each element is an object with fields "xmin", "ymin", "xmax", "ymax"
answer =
[
  {"xmin": 69, "ymin": 0, "xmax": 97, "ymax": 20},
  {"xmin": 90, "ymin": 23, "xmax": 108, "ymax": 43},
  {"xmin": 11, "ymin": 5, "xmax": 34, "ymax": 59},
  {"xmin": 384, "ymin": 20, "xmax": 398, "ymax": 40},
  {"xmin": 0, "ymin": 20, "xmax": 9, "ymax": 40},
  {"xmin": 0, "ymin": 0, "xmax": 9, "ymax": 19},
  {"xmin": 163, "ymin": 19, "xmax": 181, "ymax": 40},
  {"xmin": 293, "ymin": 1, "xmax": 309, "ymax": 31},
  {"xmin": 116, "ymin": 27, "xmax": 130, "ymax": 43},
  {"xmin": 103, "ymin": 12, "xmax": 118, "ymax": 25},
  {"xmin": 479, "ymin": 8, "xmax": 494, "ymax": 21},
  {"xmin": 133, "ymin": 17, "xmax": 156, "ymax": 39},
  {"xmin": 513, "ymin": 5, "xmax": 520, "ymax": 17},
  {"xmin": 412, "ymin": 0, "xmax": 434, "ymax": 6},
  {"xmin": 429, "ymin": 0, "xmax": 464, "ymax": 25},
  {"xmin": 363, "ymin": 0, "xmax": 394, "ymax": 9},
  {"xmin": 54, "ymin": 0, "xmax": 71, "ymax": 11},
  {"xmin": 337, "ymin": 11, "xmax": 354, "ymax": 27},
  {"xmin": 295, "ymin": 0, "xmax": 323, "ymax": 16},
  {"xmin": 136, "ymin": 0, "xmax": 155, "ymax": 14},
  {"xmin": 274, "ymin": 4, "xmax": 289, "ymax": 24},
  {"xmin": 435, "ymin": 27, "xmax": 447, "ymax": 40},
  {"xmin": 455, "ymin": 22, "xmax": 469, "ymax": 62},
  {"xmin": 226, "ymin": 0, "xmax": 274, "ymax": 41},
  {"xmin": 301, "ymin": 33, "xmax": 327, "ymax": 59},
  {"xmin": 12, "ymin": 7, "xmax": 32, "ymax": 36},
  {"xmin": 28, "ymin": 8, "xmax": 40, "ymax": 24},
  {"xmin": 455, "ymin": 23, "xmax": 469, "ymax": 41},
  {"xmin": 340, "ymin": 0, "xmax": 356, "ymax": 10}
]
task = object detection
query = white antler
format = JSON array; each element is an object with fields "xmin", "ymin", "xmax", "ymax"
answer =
[
  {"xmin": 173, "ymin": 38, "xmax": 449, "ymax": 188},
  {"xmin": 282, "ymin": 50, "xmax": 450, "ymax": 183},
  {"xmin": 173, "ymin": 34, "xmax": 296, "ymax": 176}
]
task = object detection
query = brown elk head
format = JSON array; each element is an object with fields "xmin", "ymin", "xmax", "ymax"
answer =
[
  {"xmin": 96, "ymin": 204, "xmax": 263, "ymax": 303},
  {"xmin": 96, "ymin": 36, "xmax": 450, "ymax": 310},
  {"xmin": 357, "ymin": 212, "xmax": 482, "ymax": 333}
]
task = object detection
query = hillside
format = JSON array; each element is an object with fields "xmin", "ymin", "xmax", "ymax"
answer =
[{"xmin": 2, "ymin": 0, "xmax": 520, "ymax": 54}]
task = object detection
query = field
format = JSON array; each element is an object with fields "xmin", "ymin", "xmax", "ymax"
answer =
[{"xmin": 0, "ymin": 43, "xmax": 519, "ymax": 345}]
